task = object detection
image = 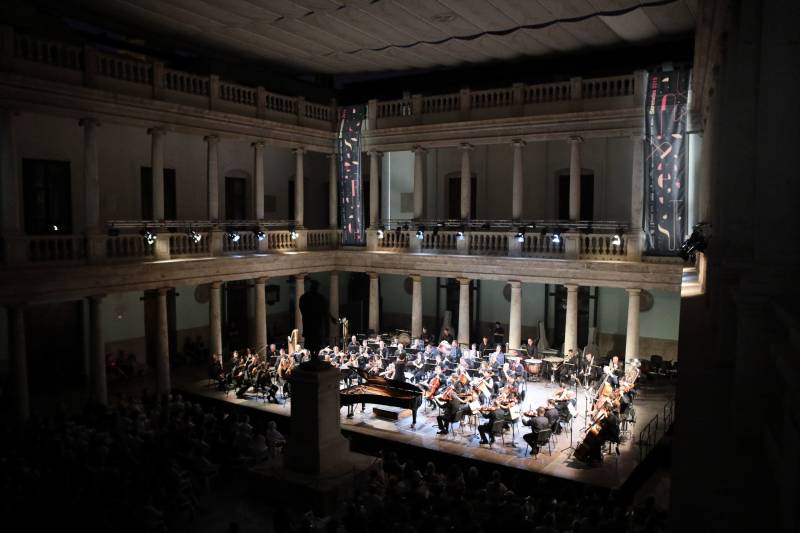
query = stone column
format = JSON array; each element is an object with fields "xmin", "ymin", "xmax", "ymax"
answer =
[
  {"xmin": 254, "ymin": 277, "xmax": 268, "ymax": 352},
  {"xmin": 369, "ymin": 150, "xmax": 381, "ymax": 227},
  {"xmin": 88, "ymin": 295, "xmax": 107, "ymax": 405},
  {"xmin": 0, "ymin": 109, "xmax": 20, "ymax": 235},
  {"xmin": 368, "ymin": 272, "xmax": 380, "ymax": 334},
  {"xmin": 413, "ymin": 146, "xmax": 426, "ymax": 219},
  {"xmin": 508, "ymin": 280, "xmax": 522, "ymax": 350},
  {"xmin": 8, "ymin": 305, "xmax": 29, "ymax": 420},
  {"xmin": 564, "ymin": 284, "xmax": 579, "ymax": 354},
  {"xmin": 329, "ymin": 271, "xmax": 339, "ymax": 343},
  {"xmin": 295, "ymin": 274, "xmax": 305, "ymax": 334},
  {"xmin": 328, "ymin": 153, "xmax": 338, "ymax": 228},
  {"xmin": 81, "ymin": 118, "xmax": 100, "ymax": 231},
  {"xmin": 568, "ymin": 136, "xmax": 583, "ymax": 221},
  {"xmin": 156, "ymin": 287, "xmax": 171, "ymax": 397},
  {"xmin": 209, "ymin": 281, "xmax": 223, "ymax": 357},
  {"xmin": 625, "ymin": 288, "xmax": 641, "ymax": 363},
  {"xmin": 457, "ymin": 278, "xmax": 470, "ymax": 346},
  {"xmin": 294, "ymin": 147, "xmax": 305, "ymax": 227},
  {"xmin": 148, "ymin": 127, "xmax": 166, "ymax": 220},
  {"xmin": 411, "ymin": 274, "xmax": 422, "ymax": 339},
  {"xmin": 204, "ymin": 135, "xmax": 220, "ymax": 220},
  {"xmin": 459, "ymin": 143, "xmax": 473, "ymax": 219},
  {"xmin": 252, "ymin": 141, "xmax": 265, "ymax": 220},
  {"xmin": 512, "ymin": 139, "xmax": 525, "ymax": 220}
]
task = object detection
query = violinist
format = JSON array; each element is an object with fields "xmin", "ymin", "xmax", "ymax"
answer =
[
  {"xmin": 521, "ymin": 407, "xmax": 551, "ymax": 455},
  {"xmin": 436, "ymin": 387, "xmax": 462, "ymax": 435},
  {"xmin": 477, "ymin": 400, "xmax": 508, "ymax": 445},
  {"xmin": 544, "ymin": 399, "xmax": 561, "ymax": 433}
]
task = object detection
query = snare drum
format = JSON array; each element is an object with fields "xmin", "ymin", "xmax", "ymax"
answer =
[{"xmin": 525, "ymin": 358, "xmax": 542, "ymax": 375}]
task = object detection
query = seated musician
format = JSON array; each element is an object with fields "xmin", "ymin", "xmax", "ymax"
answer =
[
  {"xmin": 493, "ymin": 344, "xmax": 506, "ymax": 367},
  {"xmin": 377, "ymin": 340, "xmax": 389, "ymax": 359},
  {"xmin": 521, "ymin": 407, "xmax": 551, "ymax": 455},
  {"xmin": 411, "ymin": 352, "xmax": 425, "ymax": 383},
  {"xmin": 347, "ymin": 335, "xmax": 360, "ymax": 354},
  {"xmin": 441, "ymin": 327, "xmax": 454, "ymax": 344},
  {"xmin": 607, "ymin": 355, "xmax": 623, "ymax": 388},
  {"xmin": 449, "ymin": 341, "xmax": 462, "ymax": 362},
  {"xmin": 525, "ymin": 337, "xmax": 537, "ymax": 357},
  {"xmin": 478, "ymin": 401, "xmax": 508, "ymax": 445},
  {"xmin": 478, "ymin": 336, "xmax": 492, "ymax": 356},
  {"xmin": 209, "ymin": 353, "xmax": 224, "ymax": 390},
  {"xmin": 579, "ymin": 352, "xmax": 597, "ymax": 386},
  {"xmin": 412, "ymin": 337, "xmax": 425, "ymax": 351},
  {"xmin": 544, "ymin": 399, "xmax": 561, "ymax": 434},
  {"xmin": 463, "ymin": 343, "xmax": 478, "ymax": 368},
  {"xmin": 602, "ymin": 403, "xmax": 622, "ymax": 456},
  {"xmin": 257, "ymin": 361, "xmax": 279, "ymax": 404},
  {"xmin": 381, "ymin": 362, "xmax": 396, "ymax": 379},
  {"xmin": 420, "ymin": 326, "xmax": 432, "ymax": 345},
  {"xmin": 436, "ymin": 389, "xmax": 462, "ymax": 435}
]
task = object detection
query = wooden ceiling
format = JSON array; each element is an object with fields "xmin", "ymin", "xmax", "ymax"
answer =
[{"xmin": 71, "ymin": 0, "xmax": 698, "ymax": 74}]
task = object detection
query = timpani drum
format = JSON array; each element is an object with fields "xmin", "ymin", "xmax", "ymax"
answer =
[{"xmin": 525, "ymin": 358, "xmax": 542, "ymax": 376}]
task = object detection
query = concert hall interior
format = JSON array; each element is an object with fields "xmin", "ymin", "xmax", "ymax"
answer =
[{"xmin": 0, "ymin": 0, "xmax": 796, "ymax": 531}]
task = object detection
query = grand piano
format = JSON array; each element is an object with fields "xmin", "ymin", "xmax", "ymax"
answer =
[{"xmin": 340, "ymin": 369, "xmax": 423, "ymax": 427}]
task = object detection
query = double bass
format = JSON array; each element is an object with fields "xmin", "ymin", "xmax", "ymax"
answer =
[{"xmin": 573, "ymin": 408, "xmax": 610, "ymax": 464}]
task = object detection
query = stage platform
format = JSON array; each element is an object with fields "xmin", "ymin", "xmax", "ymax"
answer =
[{"xmin": 173, "ymin": 371, "xmax": 674, "ymax": 489}]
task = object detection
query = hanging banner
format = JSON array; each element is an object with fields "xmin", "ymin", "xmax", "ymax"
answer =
[
  {"xmin": 337, "ymin": 106, "xmax": 366, "ymax": 246},
  {"xmin": 645, "ymin": 68, "xmax": 689, "ymax": 254}
]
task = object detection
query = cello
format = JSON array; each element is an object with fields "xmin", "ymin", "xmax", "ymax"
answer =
[{"xmin": 574, "ymin": 407, "xmax": 609, "ymax": 464}]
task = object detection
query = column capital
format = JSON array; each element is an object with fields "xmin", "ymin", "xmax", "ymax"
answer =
[
  {"xmin": 203, "ymin": 134, "xmax": 219, "ymax": 144},
  {"xmin": 251, "ymin": 140, "xmax": 266, "ymax": 149},
  {"xmin": 458, "ymin": 143, "xmax": 474, "ymax": 152},
  {"xmin": 564, "ymin": 283, "xmax": 579, "ymax": 292},
  {"xmin": 410, "ymin": 274, "xmax": 422, "ymax": 283},
  {"xmin": 79, "ymin": 117, "xmax": 100, "ymax": 127},
  {"xmin": 626, "ymin": 287, "xmax": 642, "ymax": 295},
  {"xmin": 157, "ymin": 287, "xmax": 171, "ymax": 295},
  {"xmin": 295, "ymin": 273, "xmax": 306, "ymax": 281},
  {"xmin": 255, "ymin": 277, "xmax": 268, "ymax": 285},
  {"xmin": 412, "ymin": 145, "xmax": 427, "ymax": 154},
  {"xmin": 508, "ymin": 280, "xmax": 522, "ymax": 289},
  {"xmin": 511, "ymin": 138, "xmax": 526, "ymax": 148},
  {"xmin": 210, "ymin": 281, "xmax": 223, "ymax": 290},
  {"xmin": 457, "ymin": 277, "xmax": 471, "ymax": 286},
  {"xmin": 147, "ymin": 127, "xmax": 166, "ymax": 137},
  {"xmin": 567, "ymin": 135, "xmax": 584, "ymax": 145},
  {"xmin": 367, "ymin": 149, "xmax": 383, "ymax": 157},
  {"xmin": 293, "ymin": 146, "xmax": 306, "ymax": 156},
  {"xmin": 368, "ymin": 271, "xmax": 379, "ymax": 280}
]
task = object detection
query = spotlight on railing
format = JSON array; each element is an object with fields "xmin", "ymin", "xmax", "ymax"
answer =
[
  {"xmin": 415, "ymin": 226, "xmax": 425, "ymax": 240},
  {"xmin": 551, "ymin": 229, "xmax": 562, "ymax": 245},
  {"xmin": 516, "ymin": 227, "xmax": 525, "ymax": 243},
  {"xmin": 289, "ymin": 226, "xmax": 298, "ymax": 240},
  {"xmin": 456, "ymin": 225, "xmax": 465, "ymax": 241},
  {"xmin": 377, "ymin": 226, "xmax": 385, "ymax": 239},
  {"xmin": 52, "ymin": 224, "xmax": 60, "ymax": 232},
  {"xmin": 188, "ymin": 228, "xmax": 202, "ymax": 244},
  {"xmin": 256, "ymin": 230, "xmax": 266, "ymax": 241},
  {"xmin": 227, "ymin": 230, "xmax": 241, "ymax": 243},
  {"xmin": 141, "ymin": 228, "xmax": 157, "ymax": 245},
  {"xmin": 611, "ymin": 233, "xmax": 622, "ymax": 246}
]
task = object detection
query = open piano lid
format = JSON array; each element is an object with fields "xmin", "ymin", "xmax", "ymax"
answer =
[{"xmin": 354, "ymin": 368, "xmax": 422, "ymax": 395}]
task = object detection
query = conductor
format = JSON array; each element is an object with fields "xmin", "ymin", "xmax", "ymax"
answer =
[{"xmin": 298, "ymin": 279, "xmax": 327, "ymax": 357}]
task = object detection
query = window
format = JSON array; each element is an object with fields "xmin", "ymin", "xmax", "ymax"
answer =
[
  {"xmin": 225, "ymin": 177, "xmax": 247, "ymax": 220},
  {"xmin": 23, "ymin": 158, "xmax": 72, "ymax": 235},
  {"xmin": 141, "ymin": 167, "xmax": 177, "ymax": 220}
]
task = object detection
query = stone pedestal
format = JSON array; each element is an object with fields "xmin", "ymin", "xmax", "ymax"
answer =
[{"xmin": 285, "ymin": 361, "xmax": 351, "ymax": 476}]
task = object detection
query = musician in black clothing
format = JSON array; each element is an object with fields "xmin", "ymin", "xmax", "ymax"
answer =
[
  {"xmin": 522, "ymin": 407, "xmax": 551, "ymax": 454},
  {"xmin": 579, "ymin": 352, "xmax": 597, "ymax": 386},
  {"xmin": 525, "ymin": 337, "xmax": 537, "ymax": 357},
  {"xmin": 544, "ymin": 399, "xmax": 561, "ymax": 434},
  {"xmin": 441, "ymin": 327, "xmax": 454, "ymax": 344},
  {"xmin": 420, "ymin": 326, "xmax": 432, "ymax": 345},
  {"xmin": 602, "ymin": 406, "xmax": 622, "ymax": 455},
  {"xmin": 478, "ymin": 405, "xmax": 508, "ymax": 444},
  {"xmin": 347, "ymin": 335, "xmax": 360, "ymax": 354},
  {"xmin": 436, "ymin": 395, "xmax": 461, "ymax": 435},
  {"xmin": 478, "ymin": 336, "xmax": 492, "ymax": 356},
  {"xmin": 393, "ymin": 352, "xmax": 407, "ymax": 383},
  {"xmin": 492, "ymin": 321, "xmax": 505, "ymax": 346}
]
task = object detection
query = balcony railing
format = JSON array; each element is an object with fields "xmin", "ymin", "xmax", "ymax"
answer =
[
  {"xmin": 1, "ymin": 219, "xmax": 640, "ymax": 267},
  {"xmin": 4, "ymin": 27, "xmax": 643, "ymax": 136}
]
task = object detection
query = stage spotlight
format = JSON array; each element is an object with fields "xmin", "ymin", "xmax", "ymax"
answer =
[
  {"xmin": 227, "ymin": 230, "xmax": 241, "ymax": 243},
  {"xmin": 679, "ymin": 224, "xmax": 710, "ymax": 261},
  {"xmin": 256, "ymin": 230, "xmax": 266, "ymax": 241},
  {"xmin": 289, "ymin": 226, "xmax": 298, "ymax": 240},
  {"xmin": 52, "ymin": 224, "xmax": 60, "ymax": 232},
  {"xmin": 377, "ymin": 227, "xmax": 385, "ymax": 239},
  {"xmin": 611, "ymin": 233, "xmax": 622, "ymax": 246},
  {"xmin": 415, "ymin": 226, "xmax": 425, "ymax": 240},
  {"xmin": 141, "ymin": 229, "xmax": 157, "ymax": 245},
  {"xmin": 515, "ymin": 227, "xmax": 525, "ymax": 243},
  {"xmin": 188, "ymin": 229, "xmax": 202, "ymax": 244},
  {"xmin": 456, "ymin": 225, "xmax": 465, "ymax": 241},
  {"xmin": 551, "ymin": 229, "xmax": 562, "ymax": 245}
]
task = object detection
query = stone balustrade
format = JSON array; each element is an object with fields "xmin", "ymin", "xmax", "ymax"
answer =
[
  {"xmin": 4, "ymin": 27, "xmax": 642, "ymax": 136},
  {"xmin": 25, "ymin": 235, "xmax": 87, "ymax": 263}
]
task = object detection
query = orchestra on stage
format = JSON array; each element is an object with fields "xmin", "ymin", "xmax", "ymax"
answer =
[{"xmin": 208, "ymin": 326, "xmax": 641, "ymax": 467}]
